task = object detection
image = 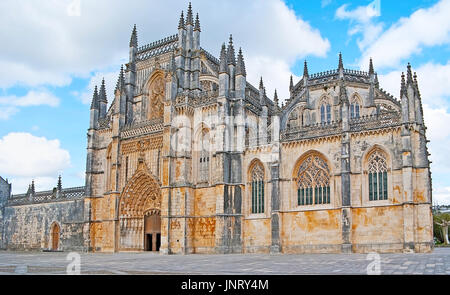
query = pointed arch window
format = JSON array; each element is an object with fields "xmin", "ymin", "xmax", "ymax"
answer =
[
  {"xmin": 350, "ymin": 103, "xmax": 360, "ymax": 119},
  {"xmin": 321, "ymin": 104, "xmax": 331, "ymax": 123},
  {"xmin": 368, "ymin": 150, "xmax": 388, "ymax": 201},
  {"xmin": 198, "ymin": 129, "xmax": 210, "ymax": 183},
  {"xmin": 296, "ymin": 154, "xmax": 331, "ymax": 206},
  {"xmin": 250, "ymin": 163, "xmax": 264, "ymax": 214}
]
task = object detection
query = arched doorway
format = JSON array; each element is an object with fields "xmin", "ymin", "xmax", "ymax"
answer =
[
  {"xmin": 50, "ymin": 222, "xmax": 60, "ymax": 251},
  {"xmin": 119, "ymin": 159, "xmax": 161, "ymax": 251},
  {"xmin": 144, "ymin": 210, "xmax": 161, "ymax": 251}
]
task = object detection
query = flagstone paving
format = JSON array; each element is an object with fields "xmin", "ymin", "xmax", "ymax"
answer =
[{"xmin": 0, "ymin": 247, "xmax": 448, "ymax": 275}]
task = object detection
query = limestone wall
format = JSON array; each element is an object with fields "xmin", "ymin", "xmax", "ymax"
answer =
[{"xmin": 3, "ymin": 199, "xmax": 85, "ymax": 251}]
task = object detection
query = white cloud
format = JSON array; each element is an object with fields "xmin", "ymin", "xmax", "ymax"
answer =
[
  {"xmin": 0, "ymin": 0, "xmax": 330, "ymax": 104},
  {"xmin": 0, "ymin": 133, "xmax": 71, "ymax": 180},
  {"xmin": 79, "ymin": 70, "xmax": 120, "ymax": 105},
  {"xmin": 0, "ymin": 90, "xmax": 60, "ymax": 119},
  {"xmin": 335, "ymin": 2, "xmax": 383, "ymax": 51},
  {"xmin": 359, "ymin": 0, "xmax": 450, "ymax": 69},
  {"xmin": 433, "ymin": 186, "xmax": 450, "ymax": 205}
]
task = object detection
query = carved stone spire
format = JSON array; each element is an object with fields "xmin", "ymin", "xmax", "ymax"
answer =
[
  {"xmin": 186, "ymin": 2, "xmax": 194, "ymax": 25},
  {"xmin": 129, "ymin": 24, "xmax": 137, "ymax": 48},
  {"xmin": 57, "ymin": 175, "xmax": 62, "ymax": 192},
  {"xmin": 303, "ymin": 60, "xmax": 309, "ymax": 78},
  {"xmin": 31, "ymin": 180, "xmax": 35, "ymax": 195},
  {"xmin": 289, "ymin": 75, "xmax": 294, "ymax": 90},
  {"xmin": 227, "ymin": 35, "xmax": 236, "ymax": 65},
  {"xmin": 375, "ymin": 73, "xmax": 379, "ymax": 88},
  {"xmin": 369, "ymin": 58, "xmax": 374, "ymax": 75},
  {"xmin": 194, "ymin": 13, "xmax": 201, "ymax": 31},
  {"xmin": 406, "ymin": 63, "xmax": 413, "ymax": 85},
  {"xmin": 259, "ymin": 77, "xmax": 264, "ymax": 90},
  {"xmin": 178, "ymin": 11, "xmax": 185, "ymax": 29},
  {"xmin": 90, "ymin": 85, "xmax": 99, "ymax": 110},
  {"xmin": 274, "ymin": 89, "xmax": 279, "ymax": 107},
  {"xmin": 236, "ymin": 48, "xmax": 246, "ymax": 76},
  {"xmin": 338, "ymin": 52, "xmax": 344, "ymax": 70},
  {"xmin": 99, "ymin": 78, "xmax": 107, "ymax": 103},
  {"xmin": 401, "ymin": 72, "xmax": 406, "ymax": 97},
  {"xmin": 219, "ymin": 43, "xmax": 227, "ymax": 73}
]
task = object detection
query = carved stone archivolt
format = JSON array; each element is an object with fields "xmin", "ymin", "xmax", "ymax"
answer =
[{"xmin": 119, "ymin": 160, "xmax": 161, "ymax": 219}]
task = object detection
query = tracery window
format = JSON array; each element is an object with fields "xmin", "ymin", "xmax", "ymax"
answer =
[
  {"xmin": 250, "ymin": 162, "xmax": 264, "ymax": 214},
  {"xmin": 320, "ymin": 104, "xmax": 331, "ymax": 123},
  {"xmin": 368, "ymin": 150, "xmax": 388, "ymax": 201},
  {"xmin": 296, "ymin": 154, "xmax": 331, "ymax": 206},
  {"xmin": 198, "ymin": 129, "xmax": 210, "ymax": 183},
  {"xmin": 350, "ymin": 103, "xmax": 360, "ymax": 119}
]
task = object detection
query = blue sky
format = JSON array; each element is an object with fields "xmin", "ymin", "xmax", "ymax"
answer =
[{"xmin": 0, "ymin": 0, "xmax": 449, "ymax": 204}]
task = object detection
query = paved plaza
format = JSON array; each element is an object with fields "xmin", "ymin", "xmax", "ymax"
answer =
[{"xmin": 0, "ymin": 248, "xmax": 449, "ymax": 275}]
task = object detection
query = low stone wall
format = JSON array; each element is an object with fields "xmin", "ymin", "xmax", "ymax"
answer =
[{"xmin": 2, "ymin": 198, "xmax": 86, "ymax": 251}]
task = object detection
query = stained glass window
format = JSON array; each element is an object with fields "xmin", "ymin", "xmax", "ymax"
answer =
[{"xmin": 297, "ymin": 154, "xmax": 331, "ymax": 206}]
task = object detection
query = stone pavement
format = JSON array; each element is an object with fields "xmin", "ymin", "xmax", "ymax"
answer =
[{"xmin": 0, "ymin": 248, "xmax": 449, "ymax": 275}]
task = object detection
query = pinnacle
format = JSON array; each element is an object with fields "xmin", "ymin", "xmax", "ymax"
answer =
[
  {"xmin": 219, "ymin": 43, "xmax": 227, "ymax": 73},
  {"xmin": 401, "ymin": 72, "xmax": 406, "ymax": 97},
  {"xmin": 186, "ymin": 2, "xmax": 194, "ymax": 25},
  {"xmin": 99, "ymin": 78, "xmax": 107, "ymax": 103},
  {"xmin": 338, "ymin": 52, "xmax": 344, "ymax": 70},
  {"xmin": 290, "ymin": 75, "xmax": 294, "ymax": 90},
  {"xmin": 178, "ymin": 11, "xmax": 185, "ymax": 29},
  {"xmin": 259, "ymin": 77, "xmax": 264, "ymax": 89},
  {"xmin": 57, "ymin": 175, "xmax": 62, "ymax": 191},
  {"xmin": 194, "ymin": 13, "xmax": 201, "ymax": 31},
  {"xmin": 236, "ymin": 47, "xmax": 246, "ymax": 76},
  {"xmin": 406, "ymin": 63, "xmax": 413, "ymax": 84},
  {"xmin": 303, "ymin": 60, "xmax": 309, "ymax": 77},
  {"xmin": 91, "ymin": 85, "xmax": 99, "ymax": 110},
  {"xmin": 369, "ymin": 58, "xmax": 374, "ymax": 75},
  {"xmin": 129, "ymin": 24, "xmax": 138, "ymax": 47},
  {"xmin": 227, "ymin": 34, "xmax": 236, "ymax": 65}
]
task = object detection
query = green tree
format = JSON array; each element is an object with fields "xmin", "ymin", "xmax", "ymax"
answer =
[{"xmin": 434, "ymin": 213, "xmax": 450, "ymax": 245}]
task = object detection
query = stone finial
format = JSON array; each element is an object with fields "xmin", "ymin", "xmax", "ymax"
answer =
[
  {"xmin": 289, "ymin": 75, "xmax": 294, "ymax": 90},
  {"xmin": 57, "ymin": 175, "xmax": 62, "ymax": 192},
  {"xmin": 178, "ymin": 11, "xmax": 185, "ymax": 29},
  {"xmin": 303, "ymin": 60, "xmax": 309, "ymax": 78},
  {"xmin": 90, "ymin": 85, "xmax": 99, "ymax": 110},
  {"xmin": 115, "ymin": 65, "xmax": 125, "ymax": 93},
  {"xmin": 219, "ymin": 43, "xmax": 227, "ymax": 73},
  {"xmin": 369, "ymin": 58, "xmax": 374, "ymax": 75},
  {"xmin": 375, "ymin": 73, "xmax": 379, "ymax": 88},
  {"xmin": 259, "ymin": 77, "xmax": 264, "ymax": 90},
  {"xmin": 186, "ymin": 2, "xmax": 194, "ymax": 25},
  {"xmin": 274, "ymin": 89, "xmax": 279, "ymax": 107},
  {"xmin": 227, "ymin": 35, "xmax": 236, "ymax": 65},
  {"xmin": 236, "ymin": 48, "xmax": 246, "ymax": 76},
  {"xmin": 99, "ymin": 78, "xmax": 107, "ymax": 103},
  {"xmin": 31, "ymin": 180, "xmax": 35, "ymax": 195},
  {"xmin": 129, "ymin": 24, "xmax": 138, "ymax": 48},
  {"xmin": 338, "ymin": 52, "xmax": 344, "ymax": 70},
  {"xmin": 400, "ymin": 72, "xmax": 406, "ymax": 97},
  {"xmin": 406, "ymin": 63, "xmax": 413, "ymax": 85},
  {"xmin": 194, "ymin": 13, "xmax": 201, "ymax": 32}
]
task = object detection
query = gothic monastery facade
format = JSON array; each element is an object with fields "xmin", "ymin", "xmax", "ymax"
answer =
[{"xmin": 0, "ymin": 4, "xmax": 433, "ymax": 254}]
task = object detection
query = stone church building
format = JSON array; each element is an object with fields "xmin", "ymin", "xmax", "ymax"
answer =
[{"xmin": 0, "ymin": 4, "xmax": 433, "ymax": 254}]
